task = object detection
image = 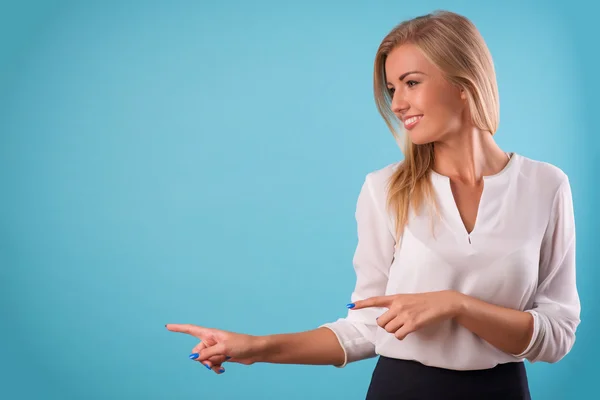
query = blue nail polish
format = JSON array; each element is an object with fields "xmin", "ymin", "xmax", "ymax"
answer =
[
  {"xmin": 189, "ymin": 353, "xmax": 199, "ymax": 360},
  {"xmin": 204, "ymin": 363, "xmax": 211, "ymax": 370},
  {"xmin": 219, "ymin": 368, "xmax": 225, "ymax": 373},
  {"xmin": 346, "ymin": 303, "xmax": 355, "ymax": 309}
]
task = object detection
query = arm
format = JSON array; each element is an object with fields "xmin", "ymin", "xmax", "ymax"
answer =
[
  {"xmin": 318, "ymin": 174, "xmax": 396, "ymax": 367},
  {"xmin": 255, "ymin": 327, "xmax": 346, "ymax": 366},
  {"xmin": 167, "ymin": 324, "xmax": 345, "ymax": 368},
  {"xmin": 455, "ymin": 176, "xmax": 581, "ymax": 362},
  {"xmin": 454, "ymin": 293, "xmax": 534, "ymax": 355}
]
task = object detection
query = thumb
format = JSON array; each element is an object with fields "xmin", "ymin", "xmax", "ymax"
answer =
[{"xmin": 199, "ymin": 343, "xmax": 228, "ymax": 362}]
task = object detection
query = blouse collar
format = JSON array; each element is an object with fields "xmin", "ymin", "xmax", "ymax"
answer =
[{"xmin": 429, "ymin": 152, "xmax": 520, "ymax": 187}]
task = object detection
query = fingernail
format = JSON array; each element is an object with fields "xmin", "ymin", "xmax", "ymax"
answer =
[
  {"xmin": 346, "ymin": 303, "xmax": 355, "ymax": 309},
  {"xmin": 219, "ymin": 368, "xmax": 225, "ymax": 373},
  {"xmin": 226, "ymin": 356, "xmax": 231, "ymax": 360},
  {"xmin": 189, "ymin": 353, "xmax": 199, "ymax": 360},
  {"xmin": 204, "ymin": 363, "xmax": 211, "ymax": 370}
]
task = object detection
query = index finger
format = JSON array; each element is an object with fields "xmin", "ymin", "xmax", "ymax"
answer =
[
  {"xmin": 350, "ymin": 296, "xmax": 393, "ymax": 310},
  {"xmin": 165, "ymin": 323, "xmax": 208, "ymax": 338}
]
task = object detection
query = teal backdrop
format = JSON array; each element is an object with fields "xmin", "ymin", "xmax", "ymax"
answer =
[{"xmin": 1, "ymin": 1, "xmax": 598, "ymax": 399}]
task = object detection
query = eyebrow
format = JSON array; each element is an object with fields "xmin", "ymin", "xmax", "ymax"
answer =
[{"xmin": 386, "ymin": 71, "xmax": 426, "ymax": 85}]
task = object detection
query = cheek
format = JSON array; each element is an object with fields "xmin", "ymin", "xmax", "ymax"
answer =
[
  {"xmin": 436, "ymin": 86, "xmax": 465, "ymax": 121},
  {"xmin": 425, "ymin": 92, "xmax": 456, "ymax": 119},
  {"xmin": 405, "ymin": 86, "xmax": 463, "ymax": 143},
  {"xmin": 421, "ymin": 92, "xmax": 462, "ymax": 130}
]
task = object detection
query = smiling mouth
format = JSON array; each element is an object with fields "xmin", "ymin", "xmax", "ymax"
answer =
[{"xmin": 404, "ymin": 115, "xmax": 423, "ymax": 129}]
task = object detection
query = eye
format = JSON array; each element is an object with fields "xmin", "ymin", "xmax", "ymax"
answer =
[{"xmin": 387, "ymin": 80, "xmax": 419, "ymax": 96}]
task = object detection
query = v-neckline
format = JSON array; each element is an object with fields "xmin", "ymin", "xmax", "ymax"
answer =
[
  {"xmin": 449, "ymin": 181, "xmax": 482, "ymax": 235},
  {"xmin": 430, "ymin": 152, "xmax": 517, "ymax": 244}
]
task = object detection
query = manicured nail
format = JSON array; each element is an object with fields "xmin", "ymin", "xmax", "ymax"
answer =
[
  {"xmin": 346, "ymin": 303, "xmax": 355, "ymax": 309},
  {"xmin": 189, "ymin": 353, "xmax": 199, "ymax": 360},
  {"xmin": 204, "ymin": 363, "xmax": 211, "ymax": 370},
  {"xmin": 219, "ymin": 368, "xmax": 225, "ymax": 373},
  {"xmin": 226, "ymin": 356, "xmax": 231, "ymax": 360}
]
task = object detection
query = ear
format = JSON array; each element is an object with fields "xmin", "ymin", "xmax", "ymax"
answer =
[{"xmin": 460, "ymin": 89, "xmax": 466, "ymax": 100}]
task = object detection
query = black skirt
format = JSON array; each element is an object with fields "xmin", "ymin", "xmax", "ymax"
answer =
[{"xmin": 365, "ymin": 356, "xmax": 531, "ymax": 400}]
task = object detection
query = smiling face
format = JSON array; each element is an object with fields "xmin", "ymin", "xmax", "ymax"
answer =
[{"xmin": 385, "ymin": 43, "xmax": 468, "ymax": 145}]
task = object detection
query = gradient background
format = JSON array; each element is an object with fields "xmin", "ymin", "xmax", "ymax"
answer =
[{"xmin": 1, "ymin": 1, "xmax": 598, "ymax": 399}]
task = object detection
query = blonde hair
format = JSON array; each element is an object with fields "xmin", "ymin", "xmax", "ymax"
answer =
[{"xmin": 373, "ymin": 10, "xmax": 500, "ymax": 241}]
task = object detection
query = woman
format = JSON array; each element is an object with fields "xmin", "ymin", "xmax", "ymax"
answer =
[{"xmin": 167, "ymin": 10, "xmax": 580, "ymax": 399}]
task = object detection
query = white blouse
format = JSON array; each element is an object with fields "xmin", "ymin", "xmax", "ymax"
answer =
[{"xmin": 320, "ymin": 152, "xmax": 581, "ymax": 370}]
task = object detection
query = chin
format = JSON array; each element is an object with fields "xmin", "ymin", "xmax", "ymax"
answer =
[{"xmin": 407, "ymin": 132, "xmax": 436, "ymax": 146}]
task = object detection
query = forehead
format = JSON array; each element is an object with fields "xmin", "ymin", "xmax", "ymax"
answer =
[{"xmin": 385, "ymin": 43, "xmax": 435, "ymax": 80}]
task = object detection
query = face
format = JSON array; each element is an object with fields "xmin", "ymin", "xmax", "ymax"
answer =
[{"xmin": 385, "ymin": 43, "xmax": 468, "ymax": 145}]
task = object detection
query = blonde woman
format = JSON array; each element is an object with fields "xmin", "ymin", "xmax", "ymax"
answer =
[{"xmin": 167, "ymin": 10, "xmax": 580, "ymax": 399}]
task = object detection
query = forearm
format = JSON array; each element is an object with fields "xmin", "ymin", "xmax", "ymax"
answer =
[
  {"xmin": 256, "ymin": 327, "xmax": 345, "ymax": 366},
  {"xmin": 454, "ymin": 292, "xmax": 534, "ymax": 356}
]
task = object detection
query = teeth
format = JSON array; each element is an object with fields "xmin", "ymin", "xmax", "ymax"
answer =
[{"xmin": 405, "ymin": 116, "xmax": 422, "ymax": 125}]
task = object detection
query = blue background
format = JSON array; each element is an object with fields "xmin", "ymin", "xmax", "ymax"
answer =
[{"xmin": 1, "ymin": 1, "xmax": 598, "ymax": 398}]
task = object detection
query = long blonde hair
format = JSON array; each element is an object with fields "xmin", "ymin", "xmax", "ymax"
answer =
[{"xmin": 374, "ymin": 10, "xmax": 500, "ymax": 241}]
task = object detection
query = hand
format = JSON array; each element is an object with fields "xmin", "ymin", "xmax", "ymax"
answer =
[
  {"xmin": 349, "ymin": 290, "xmax": 463, "ymax": 340},
  {"xmin": 166, "ymin": 324, "xmax": 265, "ymax": 374}
]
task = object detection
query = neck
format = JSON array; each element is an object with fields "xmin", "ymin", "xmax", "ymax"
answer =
[{"xmin": 431, "ymin": 126, "xmax": 509, "ymax": 185}]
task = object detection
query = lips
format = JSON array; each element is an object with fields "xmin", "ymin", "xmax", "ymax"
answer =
[{"xmin": 403, "ymin": 115, "xmax": 423, "ymax": 130}]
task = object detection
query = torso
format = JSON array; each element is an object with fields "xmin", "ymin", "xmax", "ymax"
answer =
[{"xmin": 364, "ymin": 152, "xmax": 568, "ymax": 370}]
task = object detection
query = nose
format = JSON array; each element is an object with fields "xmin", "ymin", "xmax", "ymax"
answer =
[{"xmin": 391, "ymin": 91, "xmax": 409, "ymax": 118}]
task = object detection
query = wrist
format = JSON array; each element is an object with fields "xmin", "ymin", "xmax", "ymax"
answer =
[
  {"xmin": 252, "ymin": 335, "xmax": 272, "ymax": 363},
  {"xmin": 448, "ymin": 290, "xmax": 468, "ymax": 319}
]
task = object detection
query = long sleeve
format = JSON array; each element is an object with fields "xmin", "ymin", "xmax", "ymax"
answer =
[
  {"xmin": 319, "ymin": 173, "xmax": 396, "ymax": 367},
  {"xmin": 513, "ymin": 176, "xmax": 581, "ymax": 363}
]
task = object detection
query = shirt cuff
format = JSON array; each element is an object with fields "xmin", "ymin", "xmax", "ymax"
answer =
[
  {"xmin": 319, "ymin": 319, "xmax": 377, "ymax": 368},
  {"xmin": 319, "ymin": 324, "xmax": 348, "ymax": 368},
  {"xmin": 512, "ymin": 310, "xmax": 540, "ymax": 359}
]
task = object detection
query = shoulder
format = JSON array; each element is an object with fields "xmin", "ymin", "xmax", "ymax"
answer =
[
  {"xmin": 515, "ymin": 155, "xmax": 571, "ymax": 207},
  {"xmin": 354, "ymin": 160, "xmax": 404, "ymax": 215},
  {"xmin": 363, "ymin": 159, "xmax": 405, "ymax": 190},
  {"xmin": 355, "ymin": 160, "xmax": 404, "ymax": 233},
  {"xmin": 519, "ymin": 155, "xmax": 569, "ymax": 188}
]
